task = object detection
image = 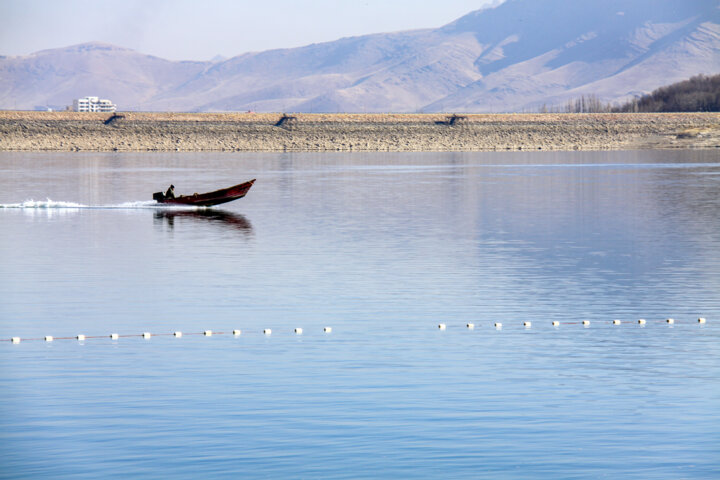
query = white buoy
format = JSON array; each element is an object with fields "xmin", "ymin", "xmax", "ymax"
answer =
[
  {"xmin": 666, "ymin": 318, "xmax": 675, "ymax": 324},
  {"xmin": 582, "ymin": 320, "xmax": 590, "ymax": 326},
  {"xmin": 552, "ymin": 321, "xmax": 560, "ymax": 327},
  {"xmin": 466, "ymin": 323, "xmax": 475, "ymax": 330},
  {"xmin": 45, "ymin": 336, "xmax": 54, "ymax": 342},
  {"xmin": 438, "ymin": 323, "xmax": 446, "ymax": 330},
  {"xmin": 638, "ymin": 319, "xmax": 646, "ymax": 325},
  {"xmin": 264, "ymin": 329, "xmax": 272, "ymax": 335},
  {"xmin": 142, "ymin": 332, "xmax": 151, "ymax": 339},
  {"xmin": 110, "ymin": 333, "xmax": 119, "ymax": 340},
  {"xmin": 11, "ymin": 337, "xmax": 20, "ymax": 344},
  {"xmin": 232, "ymin": 329, "xmax": 241, "ymax": 336},
  {"xmin": 524, "ymin": 321, "xmax": 532, "ymax": 328},
  {"xmin": 613, "ymin": 319, "xmax": 621, "ymax": 325},
  {"xmin": 494, "ymin": 322, "xmax": 502, "ymax": 329},
  {"xmin": 294, "ymin": 328, "xmax": 303, "ymax": 334},
  {"xmin": 698, "ymin": 317, "xmax": 707, "ymax": 324},
  {"xmin": 324, "ymin": 327, "xmax": 332, "ymax": 333},
  {"xmin": 174, "ymin": 331, "xmax": 183, "ymax": 338},
  {"xmin": 76, "ymin": 334, "xmax": 85, "ymax": 341},
  {"xmin": 204, "ymin": 330, "xmax": 212, "ymax": 337}
]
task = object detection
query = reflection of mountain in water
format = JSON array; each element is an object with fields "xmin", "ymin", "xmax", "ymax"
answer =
[{"xmin": 154, "ymin": 210, "xmax": 253, "ymax": 236}]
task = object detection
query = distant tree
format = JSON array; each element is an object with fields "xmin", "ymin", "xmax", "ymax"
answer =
[{"xmin": 558, "ymin": 94, "xmax": 611, "ymax": 113}]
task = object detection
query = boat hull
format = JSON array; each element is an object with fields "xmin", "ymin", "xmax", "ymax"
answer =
[{"xmin": 155, "ymin": 179, "xmax": 255, "ymax": 207}]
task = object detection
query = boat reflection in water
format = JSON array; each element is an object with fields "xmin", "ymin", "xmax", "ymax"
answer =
[{"xmin": 153, "ymin": 209, "xmax": 253, "ymax": 236}]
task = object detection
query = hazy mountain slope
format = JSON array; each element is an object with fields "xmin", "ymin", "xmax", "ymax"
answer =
[
  {"xmin": 427, "ymin": 0, "xmax": 720, "ymax": 111},
  {"xmin": 153, "ymin": 30, "xmax": 435, "ymax": 112},
  {"xmin": 0, "ymin": 43, "xmax": 210, "ymax": 110},
  {"xmin": 0, "ymin": 0, "xmax": 717, "ymax": 112},
  {"xmin": 289, "ymin": 32, "xmax": 486, "ymax": 113}
]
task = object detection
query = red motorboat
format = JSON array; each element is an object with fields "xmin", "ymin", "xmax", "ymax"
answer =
[{"xmin": 153, "ymin": 179, "xmax": 256, "ymax": 207}]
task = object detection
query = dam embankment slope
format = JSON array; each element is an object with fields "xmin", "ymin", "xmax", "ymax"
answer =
[{"xmin": 1, "ymin": 111, "xmax": 718, "ymax": 152}]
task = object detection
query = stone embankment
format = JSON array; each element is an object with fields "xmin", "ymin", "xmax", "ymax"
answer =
[{"xmin": 1, "ymin": 111, "xmax": 718, "ymax": 152}]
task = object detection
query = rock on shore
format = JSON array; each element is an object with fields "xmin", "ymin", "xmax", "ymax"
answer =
[{"xmin": 0, "ymin": 111, "xmax": 718, "ymax": 152}]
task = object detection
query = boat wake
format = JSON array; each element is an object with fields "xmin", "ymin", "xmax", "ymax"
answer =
[{"xmin": 0, "ymin": 199, "xmax": 204, "ymax": 210}]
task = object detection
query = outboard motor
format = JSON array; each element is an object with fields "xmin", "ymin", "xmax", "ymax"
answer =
[{"xmin": 153, "ymin": 192, "xmax": 165, "ymax": 202}]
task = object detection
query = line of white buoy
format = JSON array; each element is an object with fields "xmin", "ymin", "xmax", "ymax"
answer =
[
  {"xmin": 5, "ymin": 327, "xmax": 334, "ymax": 344},
  {"xmin": 433, "ymin": 318, "xmax": 710, "ymax": 331},
  {"xmin": 4, "ymin": 318, "xmax": 713, "ymax": 343}
]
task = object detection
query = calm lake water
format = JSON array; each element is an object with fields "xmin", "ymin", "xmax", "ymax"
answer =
[{"xmin": 1, "ymin": 150, "xmax": 719, "ymax": 479}]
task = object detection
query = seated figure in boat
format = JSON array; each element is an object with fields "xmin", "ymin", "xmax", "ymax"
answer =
[{"xmin": 165, "ymin": 185, "xmax": 175, "ymax": 199}]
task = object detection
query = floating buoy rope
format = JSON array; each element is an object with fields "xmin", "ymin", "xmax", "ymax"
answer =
[{"xmin": 2, "ymin": 318, "xmax": 711, "ymax": 343}]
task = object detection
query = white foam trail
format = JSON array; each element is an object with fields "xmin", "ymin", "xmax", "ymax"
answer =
[
  {"xmin": 0, "ymin": 199, "xmax": 204, "ymax": 210},
  {"xmin": 0, "ymin": 199, "xmax": 86, "ymax": 209}
]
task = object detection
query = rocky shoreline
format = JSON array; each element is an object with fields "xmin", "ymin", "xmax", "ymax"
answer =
[{"xmin": 1, "ymin": 111, "xmax": 718, "ymax": 152}]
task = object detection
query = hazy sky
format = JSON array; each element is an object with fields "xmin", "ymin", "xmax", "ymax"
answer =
[{"xmin": 1, "ymin": 0, "xmax": 499, "ymax": 60}]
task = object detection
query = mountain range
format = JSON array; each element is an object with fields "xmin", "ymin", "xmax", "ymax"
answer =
[{"xmin": 1, "ymin": 0, "xmax": 718, "ymax": 113}]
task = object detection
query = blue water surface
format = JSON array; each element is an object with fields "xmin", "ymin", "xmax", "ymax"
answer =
[{"xmin": 1, "ymin": 150, "xmax": 719, "ymax": 479}]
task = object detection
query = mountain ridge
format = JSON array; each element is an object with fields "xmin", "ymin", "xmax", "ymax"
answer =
[{"xmin": 1, "ymin": 0, "xmax": 718, "ymax": 112}]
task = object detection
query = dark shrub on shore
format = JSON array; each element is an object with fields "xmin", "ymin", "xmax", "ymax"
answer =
[
  {"xmin": 615, "ymin": 74, "xmax": 720, "ymax": 113},
  {"xmin": 543, "ymin": 74, "xmax": 720, "ymax": 113}
]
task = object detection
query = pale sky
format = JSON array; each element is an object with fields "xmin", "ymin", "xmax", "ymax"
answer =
[{"xmin": 0, "ymin": 0, "xmax": 499, "ymax": 61}]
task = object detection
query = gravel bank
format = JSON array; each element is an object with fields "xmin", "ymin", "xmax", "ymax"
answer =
[{"xmin": 1, "ymin": 111, "xmax": 718, "ymax": 152}]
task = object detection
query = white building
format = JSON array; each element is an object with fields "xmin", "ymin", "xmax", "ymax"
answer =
[{"xmin": 73, "ymin": 96, "xmax": 117, "ymax": 112}]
